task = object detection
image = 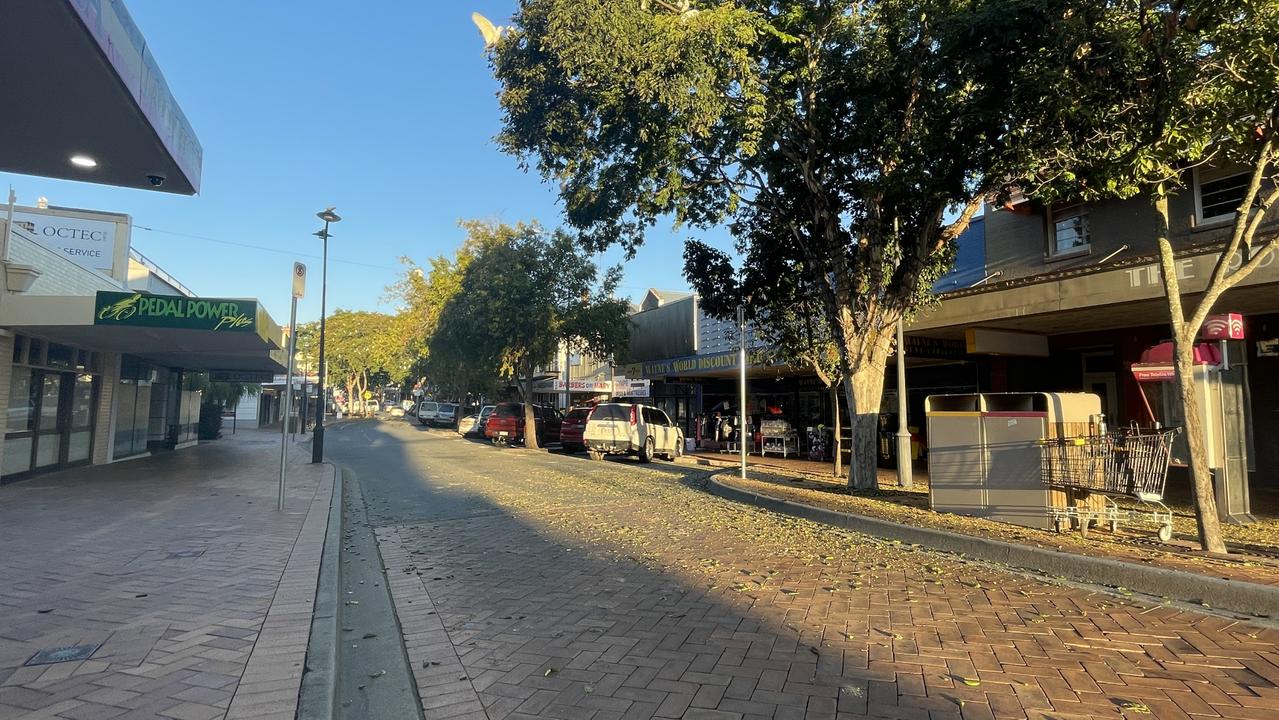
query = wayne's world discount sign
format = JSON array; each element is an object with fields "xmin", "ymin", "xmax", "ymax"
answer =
[{"xmin": 93, "ymin": 291, "xmax": 259, "ymax": 333}]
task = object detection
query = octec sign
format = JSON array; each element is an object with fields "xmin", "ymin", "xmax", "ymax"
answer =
[{"xmin": 13, "ymin": 210, "xmax": 117, "ymax": 271}]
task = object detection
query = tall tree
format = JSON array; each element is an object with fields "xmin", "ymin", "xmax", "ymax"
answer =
[
  {"xmin": 430, "ymin": 220, "xmax": 631, "ymax": 448},
  {"xmin": 390, "ymin": 222, "xmax": 488, "ymax": 377},
  {"xmin": 491, "ymin": 0, "xmax": 1088, "ymax": 488},
  {"xmin": 1018, "ymin": 0, "xmax": 1279, "ymax": 552},
  {"xmin": 323, "ymin": 310, "xmax": 412, "ymax": 417}
]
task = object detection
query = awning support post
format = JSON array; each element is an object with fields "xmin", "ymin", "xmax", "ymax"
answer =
[{"xmin": 896, "ymin": 317, "xmax": 913, "ymax": 489}]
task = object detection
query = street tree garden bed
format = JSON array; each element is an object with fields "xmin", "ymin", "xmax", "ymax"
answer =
[{"xmin": 716, "ymin": 468, "xmax": 1279, "ymax": 591}]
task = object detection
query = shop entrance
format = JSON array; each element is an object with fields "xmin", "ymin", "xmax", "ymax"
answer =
[
  {"xmin": 5, "ymin": 369, "xmax": 97, "ymax": 477},
  {"xmin": 4, "ymin": 337, "xmax": 101, "ymax": 480}
]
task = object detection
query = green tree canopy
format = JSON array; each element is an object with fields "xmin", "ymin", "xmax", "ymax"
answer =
[
  {"xmin": 429, "ymin": 220, "xmax": 631, "ymax": 447},
  {"xmin": 322, "ymin": 310, "xmax": 412, "ymax": 415},
  {"xmin": 1015, "ymin": 0, "xmax": 1279, "ymax": 552},
  {"xmin": 492, "ymin": 0, "xmax": 1091, "ymax": 487}
]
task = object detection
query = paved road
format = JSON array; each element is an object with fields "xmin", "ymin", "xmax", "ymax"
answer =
[{"xmin": 327, "ymin": 419, "xmax": 1279, "ymax": 720}]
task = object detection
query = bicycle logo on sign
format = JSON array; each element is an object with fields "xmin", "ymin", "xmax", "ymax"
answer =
[{"xmin": 98, "ymin": 293, "xmax": 142, "ymax": 321}]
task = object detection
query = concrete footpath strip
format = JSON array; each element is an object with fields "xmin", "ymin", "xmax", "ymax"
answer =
[
  {"xmin": 707, "ymin": 474, "xmax": 1279, "ymax": 620},
  {"xmin": 226, "ymin": 462, "xmax": 336, "ymax": 720}
]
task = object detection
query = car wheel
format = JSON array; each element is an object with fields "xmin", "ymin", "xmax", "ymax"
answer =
[
  {"xmin": 670, "ymin": 435, "xmax": 684, "ymax": 460},
  {"xmin": 639, "ymin": 437, "xmax": 654, "ymax": 463}
]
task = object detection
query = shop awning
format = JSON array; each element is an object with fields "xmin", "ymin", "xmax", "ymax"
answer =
[
  {"xmin": 0, "ymin": 0, "xmax": 202, "ymax": 194},
  {"xmin": 910, "ymin": 245, "xmax": 1279, "ymax": 337},
  {"xmin": 0, "ymin": 291, "xmax": 285, "ymax": 374}
]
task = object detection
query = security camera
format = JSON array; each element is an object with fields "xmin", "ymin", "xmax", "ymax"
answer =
[{"xmin": 146, "ymin": 173, "xmax": 166, "ymax": 187}]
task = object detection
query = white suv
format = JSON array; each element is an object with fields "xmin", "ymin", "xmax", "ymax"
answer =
[
  {"xmin": 583, "ymin": 403, "xmax": 683, "ymax": 463},
  {"xmin": 415, "ymin": 401, "xmax": 438, "ymax": 426}
]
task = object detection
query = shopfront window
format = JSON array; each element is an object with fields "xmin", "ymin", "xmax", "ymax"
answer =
[
  {"xmin": 4, "ymin": 335, "xmax": 101, "ymax": 478},
  {"xmin": 46, "ymin": 343, "xmax": 75, "ymax": 369},
  {"xmin": 67, "ymin": 375, "xmax": 95, "ymax": 463},
  {"xmin": 38, "ymin": 374, "xmax": 61, "ymax": 432},
  {"xmin": 6, "ymin": 367, "xmax": 34, "ymax": 433}
]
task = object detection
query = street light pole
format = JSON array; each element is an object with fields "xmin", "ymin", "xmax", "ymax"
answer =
[
  {"xmin": 738, "ymin": 305, "xmax": 748, "ymax": 480},
  {"xmin": 311, "ymin": 207, "xmax": 341, "ymax": 463}
]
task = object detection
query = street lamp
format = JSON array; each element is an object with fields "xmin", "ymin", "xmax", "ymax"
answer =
[{"xmin": 311, "ymin": 206, "xmax": 341, "ymax": 463}]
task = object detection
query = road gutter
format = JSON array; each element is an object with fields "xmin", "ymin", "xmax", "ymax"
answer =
[{"xmin": 297, "ymin": 465, "xmax": 343, "ymax": 720}]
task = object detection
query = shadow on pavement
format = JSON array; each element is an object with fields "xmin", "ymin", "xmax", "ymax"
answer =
[{"xmin": 325, "ymin": 419, "xmax": 1279, "ymax": 720}]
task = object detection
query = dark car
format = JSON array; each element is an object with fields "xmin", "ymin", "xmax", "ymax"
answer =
[
  {"xmin": 484, "ymin": 402, "xmax": 562, "ymax": 445},
  {"xmin": 558, "ymin": 407, "xmax": 592, "ymax": 453}
]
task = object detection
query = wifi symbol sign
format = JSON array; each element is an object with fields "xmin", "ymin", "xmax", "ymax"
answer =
[{"xmin": 1201, "ymin": 313, "xmax": 1245, "ymax": 340}]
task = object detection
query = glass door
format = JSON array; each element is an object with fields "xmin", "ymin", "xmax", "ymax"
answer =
[
  {"xmin": 33, "ymin": 371, "xmax": 64, "ymax": 469},
  {"xmin": 66, "ymin": 374, "xmax": 96, "ymax": 464},
  {"xmin": 2, "ymin": 367, "xmax": 36, "ymax": 478}
]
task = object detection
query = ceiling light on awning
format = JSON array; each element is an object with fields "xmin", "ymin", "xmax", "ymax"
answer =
[{"xmin": 69, "ymin": 155, "xmax": 97, "ymax": 169}]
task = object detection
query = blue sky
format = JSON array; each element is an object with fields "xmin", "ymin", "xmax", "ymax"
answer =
[{"xmin": 1, "ymin": 1, "xmax": 733, "ymax": 324}]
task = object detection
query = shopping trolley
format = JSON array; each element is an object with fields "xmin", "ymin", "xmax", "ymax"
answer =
[{"xmin": 1040, "ymin": 427, "xmax": 1181, "ymax": 542}]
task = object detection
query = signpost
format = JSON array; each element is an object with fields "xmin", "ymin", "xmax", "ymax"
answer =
[{"xmin": 279, "ymin": 262, "xmax": 305, "ymax": 511}]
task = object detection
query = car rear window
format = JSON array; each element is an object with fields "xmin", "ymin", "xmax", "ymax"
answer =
[
  {"xmin": 494, "ymin": 403, "xmax": 521, "ymax": 417},
  {"xmin": 591, "ymin": 404, "xmax": 630, "ymax": 421}
]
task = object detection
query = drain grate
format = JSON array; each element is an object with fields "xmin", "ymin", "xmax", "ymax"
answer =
[
  {"xmin": 166, "ymin": 549, "xmax": 205, "ymax": 559},
  {"xmin": 25, "ymin": 643, "xmax": 100, "ymax": 666}
]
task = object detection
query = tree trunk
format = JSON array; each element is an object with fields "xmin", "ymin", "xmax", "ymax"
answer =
[
  {"xmin": 1173, "ymin": 336, "xmax": 1227, "ymax": 553},
  {"xmin": 523, "ymin": 357, "xmax": 540, "ymax": 449},
  {"xmin": 830, "ymin": 383, "xmax": 842, "ymax": 478},
  {"xmin": 843, "ymin": 361, "xmax": 887, "ymax": 490},
  {"xmin": 1154, "ymin": 198, "xmax": 1227, "ymax": 554}
]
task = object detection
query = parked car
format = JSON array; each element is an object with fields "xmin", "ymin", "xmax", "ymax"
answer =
[
  {"xmin": 416, "ymin": 401, "xmax": 439, "ymax": 426},
  {"xmin": 389, "ymin": 406, "xmax": 405, "ymax": 418},
  {"xmin": 473, "ymin": 405, "xmax": 495, "ymax": 437},
  {"xmin": 558, "ymin": 407, "xmax": 593, "ymax": 454},
  {"xmin": 583, "ymin": 403, "xmax": 683, "ymax": 462},
  {"xmin": 432, "ymin": 403, "xmax": 458, "ymax": 428},
  {"xmin": 484, "ymin": 402, "xmax": 562, "ymax": 445},
  {"xmin": 457, "ymin": 414, "xmax": 479, "ymax": 436}
]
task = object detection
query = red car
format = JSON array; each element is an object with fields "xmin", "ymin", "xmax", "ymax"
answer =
[
  {"xmin": 484, "ymin": 402, "xmax": 562, "ymax": 446},
  {"xmin": 558, "ymin": 407, "xmax": 593, "ymax": 453}
]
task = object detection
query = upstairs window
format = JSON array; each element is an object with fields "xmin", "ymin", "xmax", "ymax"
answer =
[
  {"xmin": 1196, "ymin": 166, "xmax": 1250, "ymax": 223},
  {"xmin": 1049, "ymin": 204, "xmax": 1091, "ymax": 257}
]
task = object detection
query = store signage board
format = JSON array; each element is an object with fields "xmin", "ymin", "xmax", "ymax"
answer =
[
  {"xmin": 94, "ymin": 291, "xmax": 258, "ymax": 332},
  {"xmin": 616, "ymin": 379, "xmax": 651, "ymax": 397},
  {"xmin": 1131, "ymin": 364, "xmax": 1175, "ymax": 382},
  {"xmin": 550, "ymin": 379, "xmax": 614, "ymax": 392},
  {"xmin": 211, "ymin": 370, "xmax": 275, "ymax": 383},
  {"xmin": 13, "ymin": 210, "xmax": 116, "ymax": 271},
  {"xmin": 1200, "ymin": 313, "xmax": 1244, "ymax": 340}
]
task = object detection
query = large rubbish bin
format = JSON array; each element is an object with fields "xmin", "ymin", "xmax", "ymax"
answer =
[{"xmin": 925, "ymin": 392, "xmax": 1102, "ymax": 529}]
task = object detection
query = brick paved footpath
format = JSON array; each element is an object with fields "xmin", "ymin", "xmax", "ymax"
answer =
[
  {"xmin": 375, "ymin": 432, "xmax": 1279, "ymax": 720},
  {"xmin": 0, "ymin": 429, "xmax": 335, "ymax": 720}
]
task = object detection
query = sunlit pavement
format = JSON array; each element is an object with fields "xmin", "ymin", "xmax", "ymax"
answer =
[{"xmin": 328, "ymin": 419, "xmax": 1279, "ymax": 720}]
